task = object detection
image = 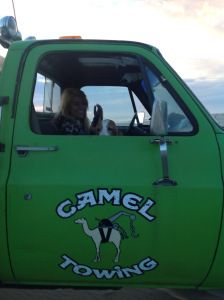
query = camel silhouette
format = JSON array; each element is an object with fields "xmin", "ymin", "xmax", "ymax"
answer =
[{"xmin": 75, "ymin": 218, "xmax": 121, "ymax": 262}]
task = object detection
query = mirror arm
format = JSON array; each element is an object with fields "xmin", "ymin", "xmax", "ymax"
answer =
[{"xmin": 151, "ymin": 137, "xmax": 177, "ymax": 186}]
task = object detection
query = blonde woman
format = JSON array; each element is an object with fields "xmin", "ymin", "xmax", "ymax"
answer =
[{"xmin": 54, "ymin": 88, "xmax": 90, "ymax": 135}]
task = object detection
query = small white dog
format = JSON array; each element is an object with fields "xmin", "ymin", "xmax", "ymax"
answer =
[
  {"xmin": 90, "ymin": 104, "xmax": 119, "ymax": 136},
  {"xmin": 99, "ymin": 119, "xmax": 118, "ymax": 136}
]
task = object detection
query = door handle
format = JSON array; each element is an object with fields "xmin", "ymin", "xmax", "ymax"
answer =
[
  {"xmin": 15, "ymin": 145, "xmax": 58, "ymax": 157},
  {"xmin": 151, "ymin": 137, "xmax": 177, "ymax": 186}
]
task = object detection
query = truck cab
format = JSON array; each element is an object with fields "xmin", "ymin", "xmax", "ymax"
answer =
[{"xmin": 0, "ymin": 17, "xmax": 224, "ymax": 289}]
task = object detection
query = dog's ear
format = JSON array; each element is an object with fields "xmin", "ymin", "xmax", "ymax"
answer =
[
  {"xmin": 90, "ymin": 104, "xmax": 104, "ymax": 135},
  {"xmin": 91, "ymin": 104, "xmax": 103, "ymax": 126}
]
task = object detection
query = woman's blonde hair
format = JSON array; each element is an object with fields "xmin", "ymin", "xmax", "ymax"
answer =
[{"xmin": 59, "ymin": 88, "xmax": 89, "ymax": 131}]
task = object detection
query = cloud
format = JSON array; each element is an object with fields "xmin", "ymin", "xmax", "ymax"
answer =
[
  {"xmin": 156, "ymin": 0, "xmax": 224, "ymax": 36},
  {"xmin": 198, "ymin": 60, "xmax": 224, "ymax": 79},
  {"xmin": 182, "ymin": 58, "xmax": 224, "ymax": 80},
  {"xmin": 186, "ymin": 77, "xmax": 224, "ymax": 114},
  {"xmin": 0, "ymin": 0, "xmax": 223, "ymax": 82}
]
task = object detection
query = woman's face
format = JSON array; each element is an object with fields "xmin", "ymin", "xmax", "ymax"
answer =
[{"xmin": 69, "ymin": 96, "xmax": 88, "ymax": 119}]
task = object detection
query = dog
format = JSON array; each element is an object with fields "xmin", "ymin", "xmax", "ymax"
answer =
[
  {"xmin": 99, "ymin": 119, "xmax": 118, "ymax": 136},
  {"xmin": 90, "ymin": 104, "xmax": 120, "ymax": 136}
]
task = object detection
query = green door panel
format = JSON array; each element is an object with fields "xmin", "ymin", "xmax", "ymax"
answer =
[
  {"xmin": 6, "ymin": 42, "xmax": 223, "ymax": 288},
  {"xmin": 7, "ymin": 132, "xmax": 222, "ymax": 287},
  {"xmin": 200, "ymin": 133, "xmax": 224, "ymax": 288}
]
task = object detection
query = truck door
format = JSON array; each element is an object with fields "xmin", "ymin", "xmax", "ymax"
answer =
[{"xmin": 7, "ymin": 43, "xmax": 223, "ymax": 287}]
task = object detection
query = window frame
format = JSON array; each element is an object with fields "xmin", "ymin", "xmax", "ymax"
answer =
[{"xmin": 30, "ymin": 50, "xmax": 198, "ymax": 136}]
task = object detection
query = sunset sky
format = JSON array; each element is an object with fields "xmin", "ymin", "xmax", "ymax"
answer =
[{"xmin": 0, "ymin": 0, "xmax": 223, "ymax": 113}]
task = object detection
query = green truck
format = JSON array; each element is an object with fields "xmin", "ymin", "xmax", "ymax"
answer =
[{"xmin": 0, "ymin": 16, "xmax": 224, "ymax": 289}]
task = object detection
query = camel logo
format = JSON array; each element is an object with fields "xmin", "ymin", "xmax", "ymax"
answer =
[
  {"xmin": 56, "ymin": 188, "xmax": 158, "ymax": 279},
  {"xmin": 74, "ymin": 211, "xmax": 139, "ymax": 263}
]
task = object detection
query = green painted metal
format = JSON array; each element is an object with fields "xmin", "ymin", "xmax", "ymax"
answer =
[
  {"xmin": 0, "ymin": 40, "xmax": 223, "ymax": 288},
  {"xmin": 200, "ymin": 133, "xmax": 224, "ymax": 288}
]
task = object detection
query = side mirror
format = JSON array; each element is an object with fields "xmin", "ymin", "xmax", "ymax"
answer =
[
  {"xmin": 150, "ymin": 99, "xmax": 168, "ymax": 136},
  {"xmin": 0, "ymin": 16, "xmax": 22, "ymax": 48},
  {"xmin": 150, "ymin": 99, "xmax": 177, "ymax": 186}
]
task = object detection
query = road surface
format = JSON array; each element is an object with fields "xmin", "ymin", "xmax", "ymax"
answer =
[{"xmin": 0, "ymin": 287, "xmax": 224, "ymax": 300}]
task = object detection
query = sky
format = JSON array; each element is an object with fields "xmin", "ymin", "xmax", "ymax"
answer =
[{"xmin": 0, "ymin": 0, "xmax": 223, "ymax": 114}]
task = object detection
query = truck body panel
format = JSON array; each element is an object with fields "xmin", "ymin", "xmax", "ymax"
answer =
[
  {"xmin": 0, "ymin": 47, "xmax": 25, "ymax": 282},
  {"xmin": 200, "ymin": 134, "xmax": 224, "ymax": 288},
  {"xmin": 0, "ymin": 40, "xmax": 223, "ymax": 288}
]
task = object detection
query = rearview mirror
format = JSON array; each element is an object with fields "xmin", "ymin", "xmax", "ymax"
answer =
[{"xmin": 150, "ymin": 99, "xmax": 168, "ymax": 136}]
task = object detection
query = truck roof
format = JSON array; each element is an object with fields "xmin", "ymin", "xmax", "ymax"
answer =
[{"xmin": 8, "ymin": 38, "xmax": 161, "ymax": 55}]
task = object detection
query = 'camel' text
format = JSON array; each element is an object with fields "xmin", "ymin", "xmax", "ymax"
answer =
[{"xmin": 56, "ymin": 188, "xmax": 155, "ymax": 222}]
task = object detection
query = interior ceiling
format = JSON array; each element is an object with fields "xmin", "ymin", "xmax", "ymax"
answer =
[
  {"xmin": 37, "ymin": 51, "xmax": 151, "ymax": 113},
  {"xmin": 38, "ymin": 52, "xmax": 140, "ymax": 88}
]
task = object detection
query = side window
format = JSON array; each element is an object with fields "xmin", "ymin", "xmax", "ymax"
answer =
[
  {"xmin": 32, "ymin": 73, "xmax": 61, "ymax": 134},
  {"xmin": 30, "ymin": 52, "xmax": 194, "ymax": 136},
  {"xmin": 145, "ymin": 67, "xmax": 193, "ymax": 133},
  {"xmin": 33, "ymin": 74, "xmax": 61, "ymax": 113}
]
